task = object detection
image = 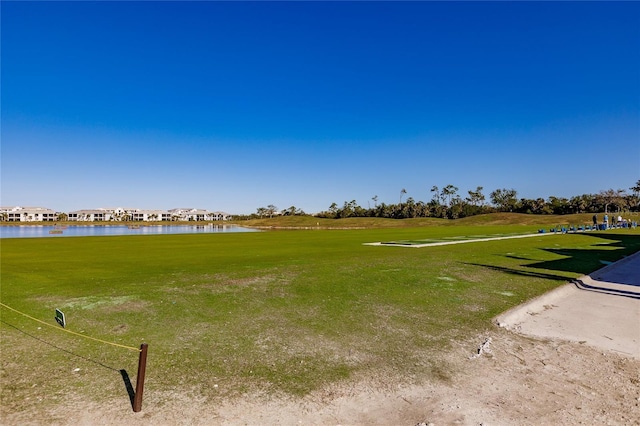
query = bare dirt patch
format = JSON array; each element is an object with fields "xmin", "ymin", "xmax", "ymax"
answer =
[{"xmin": 3, "ymin": 328, "xmax": 638, "ymax": 425}]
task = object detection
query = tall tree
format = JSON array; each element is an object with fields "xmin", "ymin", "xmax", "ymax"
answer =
[
  {"xmin": 256, "ymin": 207, "xmax": 267, "ymax": 218},
  {"xmin": 399, "ymin": 188, "xmax": 407, "ymax": 204},
  {"xmin": 631, "ymin": 180, "xmax": 640, "ymax": 210},
  {"xmin": 328, "ymin": 202, "xmax": 339, "ymax": 218},
  {"xmin": 441, "ymin": 184, "xmax": 459, "ymax": 206},
  {"xmin": 490, "ymin": 188, "xmax": 518, "ymax": 212},
  {"xmin": 430, "ymin": 186, "xmax": 440, "ymax": 203},
  {"xmin": 466, "ymin": 186, "xmax": 485, "ymax": 206},
  {"xmin": 598, "ymin": 189, "xmax": 625, "ymax": 213}
]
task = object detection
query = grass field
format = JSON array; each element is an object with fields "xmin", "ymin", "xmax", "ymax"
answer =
[{"xmin": 1, "ymin": 215, "xmax": 639, "ymax": 416}]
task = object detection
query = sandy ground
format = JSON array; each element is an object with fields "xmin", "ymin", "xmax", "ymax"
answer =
[
  {"xmin": 25, "ymin": 328, "xmax": 637, "ymax": 426},
  {"xmin": 4, "ymin": 254, "xmax": 640, "ymax": 425}
]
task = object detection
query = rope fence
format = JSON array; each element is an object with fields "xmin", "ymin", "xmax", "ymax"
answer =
[{"xmin": 0, "ymin": 302, "xmax": 141, "ymax": 352}]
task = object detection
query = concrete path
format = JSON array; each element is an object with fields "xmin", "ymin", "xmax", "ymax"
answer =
[{"xmin": 496, "ymin": 251, "xmax": 640, "ymax": 359}]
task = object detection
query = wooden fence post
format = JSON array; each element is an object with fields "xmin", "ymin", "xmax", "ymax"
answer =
[{"xmin": 133, "ymin": 343, "xmax": 148, "ymax": 412}]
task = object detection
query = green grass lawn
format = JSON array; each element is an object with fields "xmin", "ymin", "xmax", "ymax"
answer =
[{"xmin": 2, "ymin": 218, "xmax": 639, "ymax": 413}]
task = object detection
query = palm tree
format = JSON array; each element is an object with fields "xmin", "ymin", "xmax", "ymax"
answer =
[
  {"xmin": 399, "ymin": 188, "xmax": 407, "ymax": 204},
  {"xmin": 630, "ymin": 180, "xmax": 640, "ymax": 210},
  {"xmin": 430, "ymin": 186, "xmax": 439, "ymax": 203},
  {"xmin": 442, "ymin": 184, "xmax": 459, "ymax": 206}
]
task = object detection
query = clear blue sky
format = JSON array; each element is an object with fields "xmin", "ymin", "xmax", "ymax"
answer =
[{"xmin": 2, "ymin": 1, "xmax": 639, "ymax": 214}]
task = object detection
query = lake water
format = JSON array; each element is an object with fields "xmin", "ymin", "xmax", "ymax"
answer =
[{"xmin": 0, "ymin": 224, "xmax": 259, "ymax": 239}]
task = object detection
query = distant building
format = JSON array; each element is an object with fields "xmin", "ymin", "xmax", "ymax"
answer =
[
  {"xmin": 0, "ymin": 206, "xmax": 231, "ymax": 222},
  {"xmin": 168, "ymin": 208, "xmax": 231, "ymax": 221},
  {"xmin": 131, "ymin": 209, "xmax": 169, "ymax": 221},
  {"xmin": 0, "ymin": 206, "xmax": 58, "ymax": 222},
  {"xmin": 67, "ymin": 208, "xmax": 114, "ymax": 222}
]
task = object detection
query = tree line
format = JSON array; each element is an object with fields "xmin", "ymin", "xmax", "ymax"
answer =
[{"xmin": 245, "ymin": 180, "xmax": 640, "ymax": 220}]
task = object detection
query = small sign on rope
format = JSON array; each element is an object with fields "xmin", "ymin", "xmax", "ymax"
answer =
[{"xmin": 55, "ymin": 308, "xmax": 66, "ymax": 328}]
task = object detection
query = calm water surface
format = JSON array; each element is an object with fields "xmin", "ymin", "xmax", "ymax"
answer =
[{"xmin": 0, "ymin": 224, "xmax": 258, "ymax": 238}]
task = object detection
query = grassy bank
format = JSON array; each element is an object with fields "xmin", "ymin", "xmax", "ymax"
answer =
[{"xmin": 1, "ymin": 218, "xmax": 639, "ymax": 415}]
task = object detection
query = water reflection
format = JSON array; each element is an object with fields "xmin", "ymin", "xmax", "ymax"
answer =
[{"xmin": 0, "ymin": 224, "xmax": 258, "ymax": 239}]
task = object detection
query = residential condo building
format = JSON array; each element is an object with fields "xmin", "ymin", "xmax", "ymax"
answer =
[{"xmin": 0, "ymin": 206, "xmax": 232, "ymax": 222}]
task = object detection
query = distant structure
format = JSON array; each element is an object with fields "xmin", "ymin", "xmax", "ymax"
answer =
[
  {"xmin": 0, "ymin": 206, "xmax": 57, "ymax": 222},
  {"xmin": 0, "ymin": 206, "xmax": 232, "ymax": 222}
]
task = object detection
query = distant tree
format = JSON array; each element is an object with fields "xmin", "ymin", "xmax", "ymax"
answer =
[
  {"xmin": 630, "ymin": 180, "xmax": 640, "ymax": 210},
  {"xmin": 400, "ymin": 197, "xmax": 418, "ymax": 218},
  {"xmin": 569, "ymin": 195, "xmax": 590, "ymax": 213},
  {"xmin": 328, "ymin": 202, "xmax": 339, "ymax": 218},
  {"xmin": 340, "ymin": 200, "xmax": 354, "ymax": 218},
  {"xmin": 430, "ymin": 186, "xmax": 439, "ymax": 204},
  {"xmin": 267, "ymin": 204, "xmax": 278, "ymax": 218},
  {"xmin": 442, "ymin": 184, "xmax": 459, "ymax": 206},
  {"xmin": 547, "ymin": 196, "xmax": 570, "ymax": 215},
  {"xmin": 447, "ymin": 196, "xmax": 464, "ymax": 219},
  {"xmin": 466, "ymin": 186, "xmax": 485, "ymax": 206},
  {"xmin": 272, "ymin": 179, "xmax": 640, "ymax": 219},
  {"xmin": 490, "ymin": 188, "xmax": 518, "ymax": 212},
  {"xmin": 428, "ymin": 186, "xmax": 446, "ymax": 218},
  {"xmin": 281, "ymin": 206, "xmax": 296, "ymax": 216},
  {"xmin": 597, "ymin": 189, "xmax": 626, "ymax": 213},
  {"xmin": 518, "ymin": 198, "xmax": 538, "ymax": 214},
  {"xmin": 354, "ymin": 202, "xmax": 366, "ymax": 217}
]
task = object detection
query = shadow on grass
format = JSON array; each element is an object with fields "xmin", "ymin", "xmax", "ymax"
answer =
[
  {"xmin": 1, "ymin": 319, "xmax": 136, "ymax": 410},
  {"xmin": 463, "ymin": 263, "xmax": 572, "ymax": 282},
  {"xmin": 524, "ymin": 233, "xmax": 640, "ymax": 276},
  {"xmin": 465, "ymin": 232, "xmax": 640, "ymax": 284}
]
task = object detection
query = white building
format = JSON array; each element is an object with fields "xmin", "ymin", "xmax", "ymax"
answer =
[
  {"xmin": 131, "ymin": 209, "xmax": 170, "ymax": 221},
  {"xmin": 167, "ymin": 208, "xmax": 232, "ymax": 221},
  {"xmin": 210, "ymin": 211, "xmax": 232, "ymax": 221},
  {"xmin": 0, "ymin": 206, "xmax": 58, "ymax": 222},
  {"xmin": 67, "ymin": 209, "xmax": 114, "ymax": 221},
  {"xmin": 0, "ymin": 206, "xmax": 231, "ymax": 222}
]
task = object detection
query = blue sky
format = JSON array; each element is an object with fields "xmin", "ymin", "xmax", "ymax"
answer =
[{"xmin": 2, "ymin": 1, "xmax": 638, "ymax": 214}]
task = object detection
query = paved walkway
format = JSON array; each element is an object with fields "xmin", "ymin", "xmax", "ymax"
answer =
[{"xmin": 496, "ymin": 251, "xmax": 640, "ymax": 359}]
